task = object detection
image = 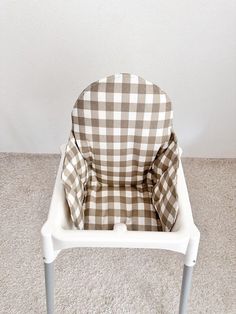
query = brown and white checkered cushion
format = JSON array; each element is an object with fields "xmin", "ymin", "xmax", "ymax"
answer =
[
  {"xmin": 62, "ymin": 73, "xmax": 179, "ymax": 231},
  {"xmin": 84, "ymin": 185, "xmax": 162, "ymax": 231}
]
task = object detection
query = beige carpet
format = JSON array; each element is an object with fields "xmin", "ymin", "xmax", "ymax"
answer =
[{"xmin": 0, "ymin": 153, "xmax": 235, "ymax": 314}]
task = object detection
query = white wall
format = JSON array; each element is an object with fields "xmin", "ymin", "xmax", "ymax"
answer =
[{"xmin": 1, "ymin": 0, "xmax": 236, "ymax": 157}]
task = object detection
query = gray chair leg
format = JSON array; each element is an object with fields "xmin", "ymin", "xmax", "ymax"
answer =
[
  {"xmin": 179, "ymin": 265, "xmax": 193, "ymax": 314},
  {"xmin": 44, "ymin": 262, "xmax": 54, "ymax": 314}
]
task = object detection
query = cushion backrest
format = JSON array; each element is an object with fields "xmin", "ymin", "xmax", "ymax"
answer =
[{"xmin": 72, "ymin": 73, "xmax": 173, "ymax": 186}]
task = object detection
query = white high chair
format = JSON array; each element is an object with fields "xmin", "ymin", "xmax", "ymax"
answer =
[{"xmin": 41, "ymin": 74, "xmax": 200, "ymax": 314}]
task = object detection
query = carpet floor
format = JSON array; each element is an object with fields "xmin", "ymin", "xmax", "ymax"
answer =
[{"xmin": 0, "ymin": 153, "xmax": 235, "ymax": 314}]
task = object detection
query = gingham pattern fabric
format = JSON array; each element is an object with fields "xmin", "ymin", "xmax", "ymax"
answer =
[
  {"xmin": 150, "ymin": 132, "xmax": 179, "ymax": 231},
  {"xmin": 62, "ymin": 73, "xmax": 179, "ymax": 231},
  {"xmin": 84, "ymin": 185, "xmax": 162, "ymax": 231},
  {"xmin": 72, "ymin": 73, "xmax": 173, "ymax": 186},
  {"xmin": 61, "ymin": 132, "xmax": 89, "ymax": 229}
]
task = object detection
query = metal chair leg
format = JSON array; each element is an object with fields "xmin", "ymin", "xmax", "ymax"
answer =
[
  {"xmin": 179, "ymin": 265, "xmax": 193, "ymax": 314},
  {"xmin": 44, "ymin": 262, "xmax": 54, "ymax": 314}
]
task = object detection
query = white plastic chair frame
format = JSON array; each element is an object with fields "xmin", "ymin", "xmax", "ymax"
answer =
[{"xmin": 41, "ymin": 145, "xmax": 200, "ymax": 314}]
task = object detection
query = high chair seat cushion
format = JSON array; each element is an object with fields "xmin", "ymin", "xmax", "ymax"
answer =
[
  {"xmin": 62, "ymin": 73, "xmax": 179, "ymax": 232},
  {"xmin": 84, "ymin": 184, "xmax": 162, "ymax": 231}
]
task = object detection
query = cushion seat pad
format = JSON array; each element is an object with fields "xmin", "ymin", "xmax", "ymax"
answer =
[
  {"xmin": 62, "ymin": 74, "xmax": 179, "ymax": 232},
  {"xmin": 84, "ymin": 184, "xmax": 162, "ymax": 231}
]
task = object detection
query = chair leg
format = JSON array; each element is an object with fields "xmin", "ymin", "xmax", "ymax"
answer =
[
  {"xmin": 44, "ymin": 262, "xmax": 54, "ymax": 314},
  {"xmin": 179, "ymin": 265, "xmax": 193, "ymax": 314}
]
